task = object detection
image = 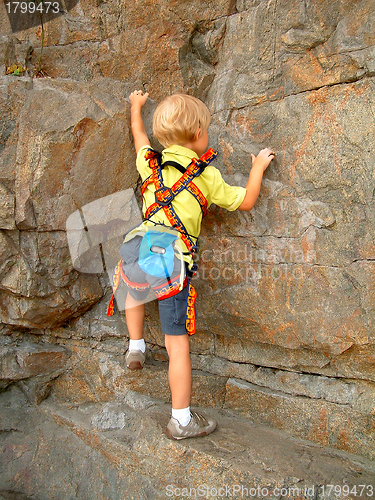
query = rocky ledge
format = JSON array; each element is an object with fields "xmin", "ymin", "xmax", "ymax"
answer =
[{"xmin": 1, "ymin": 385, "xmax": 374, "ymax": 500}]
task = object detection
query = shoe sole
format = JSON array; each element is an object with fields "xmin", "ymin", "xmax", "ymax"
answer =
[
  {"xmin": 127, "ymin": 361, "xmax": 143, "ymax": 370},
  {"xmin": 166, "ymin": 428, "xmax": 208, "ymax": 440}
]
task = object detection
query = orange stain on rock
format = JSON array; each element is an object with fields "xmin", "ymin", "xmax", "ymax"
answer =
[
  {"xmin": 310, "ymin": 407, "xmax": 329, "ymax": 446},
  {"xmin": 292, "ymin": 86, "xmax": 344, "ymax": 180},
  {"xmin": 219, "ymin": 138, "xmax": 234, "ymax": 174}
]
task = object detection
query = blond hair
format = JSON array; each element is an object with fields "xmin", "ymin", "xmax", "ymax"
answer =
[{"xmin": 153, "ymin": 94, "xmax": 211, "ymax": 147}]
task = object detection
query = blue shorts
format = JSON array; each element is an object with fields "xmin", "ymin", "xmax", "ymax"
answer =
[
  {"xmin": 157, "ymin": 283, "xmax": 190, "ymax": 336},
  {"xmin": 120, "ymin": 235, "xmax": 191, "ymax": 336}
]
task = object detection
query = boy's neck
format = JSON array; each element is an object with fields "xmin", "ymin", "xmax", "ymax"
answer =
[
  {"xmin": 178, "ymin": 142, "xmax": 200, "ymax": 157},
  {"xmin": 180, "ymin": 131, "xmax": 208, "ymax": 158}
]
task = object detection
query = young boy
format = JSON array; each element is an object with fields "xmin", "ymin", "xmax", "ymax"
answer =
[{"xmin": 123, "ymin": 90, "xmax": 274, "ymax": 440}]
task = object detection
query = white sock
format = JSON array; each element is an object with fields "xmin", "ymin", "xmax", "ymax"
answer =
[
  {"xmin": 172, "ymin": 407, "xmax": 191, "ymax": 427},
  {"xmin": 129, "ymin": 339, "xmax": 146, "ymax": 353}
]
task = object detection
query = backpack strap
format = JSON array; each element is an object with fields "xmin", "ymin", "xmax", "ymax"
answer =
[
  {"xmin": 141, "ymin": 161, "xmax": 186, "ymax": 194},
  {"xmin": 141, "ymin": 176, "xmax": 208, "ymax": 217},
  {"xmin": 161, "ymin": 161, "xmax": 187, "ymax": 175}
]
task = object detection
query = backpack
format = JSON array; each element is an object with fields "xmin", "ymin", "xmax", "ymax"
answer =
[{"xmin": 138, "ymin": 225, "xmax": 185, "ymax": 291}]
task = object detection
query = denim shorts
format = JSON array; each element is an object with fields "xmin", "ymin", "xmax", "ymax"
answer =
[
  {"xmin": 120, "ymin": 235, "xmax": 190, "ymax": 336},
  {"xmin": 157, "ymin": 283, "xmax": 190, "ymax": 335}
]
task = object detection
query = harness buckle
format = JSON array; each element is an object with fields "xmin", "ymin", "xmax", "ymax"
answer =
[{"xmin": 155, "ymin": 186, "xmax": 174, "ymax": 206}]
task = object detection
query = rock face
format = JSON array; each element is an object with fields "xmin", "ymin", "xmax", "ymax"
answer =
[
  {"xmin": 0, "ymin": 341, "xmax": 70, "ymax": 403},
  {"xmin": 0, "ymin": 77, "xmax": 140, "ymax": 328},
  {"xmin": 1, "ymin": 0, "xmax": 375, "ymax": 463}
]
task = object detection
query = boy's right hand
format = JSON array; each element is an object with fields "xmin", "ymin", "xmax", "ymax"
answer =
[
  {"xmin": 251, "ymin": 148, "xmax": 275, "ymax": 172},
  {"xmin": 129, "ymin": 90, "xmax": 149, "ymax": 109},
  {"xmin": 129, "ymin": 90, "xmax": 150, "ymax": 153}
]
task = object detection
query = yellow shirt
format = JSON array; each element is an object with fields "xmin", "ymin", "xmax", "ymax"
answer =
[{"xmin": 136, "ymin": 144, "xmax": 246, "ymax": 261}]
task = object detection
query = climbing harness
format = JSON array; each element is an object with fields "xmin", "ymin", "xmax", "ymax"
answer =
[
  {"xmin": 107, "ymin": 147, "xmax": 218, "ymax": 335},
  {"xmin": 141, "ymin": 148, "xmax": 217, "ymax": 253}
]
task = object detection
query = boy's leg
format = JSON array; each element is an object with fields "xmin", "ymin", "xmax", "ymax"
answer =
[
  {"xmin": 164, "ymin": 333, "xmax": 191, "ymax": 410},
  {"xmin": 120, "ymin": 235, "xmax": 149, "ymax": 368},
  {"xmin": 125, "ymin": 293, "xmax": 146, "ymax": 369},
  {"xmin": 125, "ymin": 293, "xmax": 145, "ymax": 340},
  {"xmin": 157, "ymin": 281, "xmax": 216, "ymax": 439},
  {"xmin": 164, "ymin": 332, "xmax": 216, "ymax": 440}
]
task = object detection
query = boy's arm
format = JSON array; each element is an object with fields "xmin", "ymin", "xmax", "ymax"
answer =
[
  {"xmin": 238, "ymin": 148, "xmax": 275, "ymax": 211},
  {"xmin": 129, "ymin": 90, "xmax": 151, "ymax": 154}
]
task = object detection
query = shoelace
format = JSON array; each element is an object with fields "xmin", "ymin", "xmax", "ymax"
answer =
[{"xmin": 190, "ymin": 411, "xmax": 208, "ymax": 427}]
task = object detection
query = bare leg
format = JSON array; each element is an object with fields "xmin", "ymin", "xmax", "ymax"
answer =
[
  {"xmin": 125, "ymin": 293, "xmax": 145, "ymax": 340},
  {"xmin": 165, "ymin": 334, "xmax": 191, "ymax": 409}
]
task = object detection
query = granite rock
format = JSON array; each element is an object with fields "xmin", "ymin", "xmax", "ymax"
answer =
[
  {"xmin": 0, "ymin": 77, "xmax": 139, "ymax": 328},
  {"xmin": 1, "ymin": 0, "xmax": 375, "ymax": 463},
  {"xmin": 1, "ymin": 386, "xmax": 375, "ymax": 499},
  {"xmin": 0, "ymin": 341, "xmax": 70, "ymax": 403}
]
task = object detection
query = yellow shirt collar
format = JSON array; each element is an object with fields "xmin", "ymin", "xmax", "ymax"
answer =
[{"xmin": 162, "ymin": 145, "xmax": 199, "ymax": 165}]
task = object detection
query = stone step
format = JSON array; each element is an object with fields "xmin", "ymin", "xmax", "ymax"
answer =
[
  {"xmin": 1, "ymin": 386, "xmax": 374, "ymax": 500},
  {"xmin": 49, "ymin": 346, "xmax": 375, "ymax": 460}
]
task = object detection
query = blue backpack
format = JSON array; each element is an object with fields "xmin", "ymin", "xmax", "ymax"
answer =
[{"xmin": 138, "ymin": 230, "xmax": 178, "ymax": 279}]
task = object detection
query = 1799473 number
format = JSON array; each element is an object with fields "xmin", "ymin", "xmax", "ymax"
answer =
[{"xmin": 5, "ymin": 1, "xmax": 60, "ymax": 14}]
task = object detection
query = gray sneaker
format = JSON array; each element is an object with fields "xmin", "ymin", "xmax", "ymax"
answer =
[
  {"xmin": 125, "ymin": 349, "xmax": 146, "ymax": 370},
  {"xmin": 166, "ymin": 411, "xmax": 217, "ymax": 440}
]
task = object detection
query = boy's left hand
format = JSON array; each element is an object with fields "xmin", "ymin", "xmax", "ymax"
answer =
[
  {"xmin": 129, "ymin": 90, "xmax": 149, "ymax": 108},
  {"xmin": 251, "ymin": 148, "xmax": 275, "ymax": 172}
]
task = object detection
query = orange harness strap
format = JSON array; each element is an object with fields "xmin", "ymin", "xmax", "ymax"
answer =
[{"xmin": 107, "ymin": 258, "xmax": 197, "ymax": 335}]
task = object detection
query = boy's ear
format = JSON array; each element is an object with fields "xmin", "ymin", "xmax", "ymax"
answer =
[{"xmin": 195, "ymin": 128, "xmax": 202, "ymax": 140}]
